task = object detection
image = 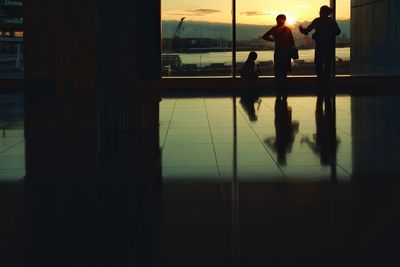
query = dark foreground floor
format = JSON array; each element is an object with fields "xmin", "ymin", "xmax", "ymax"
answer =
[{"xmin": 1, "ymin": 93, "xmax": 400, "ymax": 266}]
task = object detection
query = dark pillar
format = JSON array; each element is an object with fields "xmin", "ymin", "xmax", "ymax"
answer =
[{"xmin": 24, "ymin": 0, "xmax": 161, "ymax": 265}]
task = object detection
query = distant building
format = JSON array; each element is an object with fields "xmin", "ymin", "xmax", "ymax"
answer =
[
  {"xmin": 163, "ymin": 37, "xmax": 231, "ymax": 52},
  {"xmin": 0, "ymin": 0, "xmax": 23, "ymax": 74}
]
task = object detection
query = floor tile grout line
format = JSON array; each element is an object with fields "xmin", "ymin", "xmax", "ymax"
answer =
[
  {"xmin": 0, "ymin": 139, "xmax": 25, "ymax": 155},
  {"xmin": 336, "ymin": 163, "xmax": 352, "ymax": 177},
  {"xmin": 161, "ymin": 99, "xmax": 178, "ymax": 149},
  {"xmin": 241, "ymin": 96, "xmax": 354, "ymax": 177},
  {"xmin": 162, "ymin": 97, "xmax": 354, "ymax": 178},
  {"xmin": 289, "ymin": 99, "xmax": 316, "ymax": 115},
  {"xmin": 286, "ymin": 98, "xmax": 352, "ymax": 156},
  {"xmin": 237, "ymin": 102, "xmax": 287, "ymax": 177},
  {"xmin": 202, "ymin": 98, "xmax": 222, "ymax": 178},
  {"xmin": 203, "ymin": 98, "xmax": 231, "ymax": 211},
  {"xmin": 294, "ymin": 110, "xmax": 352, "ymax": 172},
  {"xmin": 259, "ymin": 97, "xmax": 275, "ymax": 112}
]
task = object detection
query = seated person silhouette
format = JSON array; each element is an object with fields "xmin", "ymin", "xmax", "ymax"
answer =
[
  {"xmin": 239, "ymin": 51, "xmax": 261, "ymax": 100},
  {"xmin": 240, "ymin": 51, "xmax": 261, "ymax": 83},
  {"xmin": 239, "ymin": 51, "xmax": 261, "ymax": 120}
]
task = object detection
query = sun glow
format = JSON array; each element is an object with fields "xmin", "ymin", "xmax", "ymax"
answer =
[{"xmin": 286, "ymin": 16, "xmax": 296, "ymax": 25}]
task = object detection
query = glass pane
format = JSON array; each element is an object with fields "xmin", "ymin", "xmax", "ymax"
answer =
[
  {"xmin": 162, "ymin": 0, "xmax": 232, "ymax": 77},
  {"xmin": 0, "ymin": 90, "xmax": 25, "ymax": 182},
  {"xmin": 336, "ymin": 0, "xmax": 351, "ymax": 75},
  {"xmin": 0, "ymin": 0, "xmax": 23, "ymax": 79},
  {"xmin": 350, "ymin": 0, "xmax": 400, "ymax": 75},
  {"xmin": 236, "ymin": 0, "xmax": 329, "ymax": 77}
]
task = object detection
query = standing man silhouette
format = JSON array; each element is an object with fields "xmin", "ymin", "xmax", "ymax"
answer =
[
  {"xmin": 299, "ymin": 6, "xmax": 341, "ymax": 111},
  {"xmin": 263, "ymin": 14, "xmax": 295, "ymax": 100}
]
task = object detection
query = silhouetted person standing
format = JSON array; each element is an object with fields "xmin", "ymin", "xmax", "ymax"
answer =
[
  {"xmin": 263, "ymin": 15, "xmax": 295, "ymax": 100},
  {"xmin": 299, "ymin": 6, "xmax": 341, "ymax": 111}
]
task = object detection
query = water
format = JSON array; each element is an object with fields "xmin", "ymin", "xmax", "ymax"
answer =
[{"xmin": 164, "ymin": 47, "xmax": 350, "ymax": 67}]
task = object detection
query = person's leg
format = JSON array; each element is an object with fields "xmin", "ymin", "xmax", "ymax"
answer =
[
  {"xmin": 274, "ymin": 61, "xmax": 280, "ymax": 99},
  {"xmin": 323, "ymin": 59, "xmax": 333, "ymax": 111},
  {"xmin": 316, "ymin": 61, "xmax": 325, "ymax": 90},
  {"xmin": 274, "ymin": 76, "xmax": 281, "ymax": 99},
  {"xmin": 324, "ymin": 59, "xmax": 332, "ymax": 88},
  {"xmin": 275, "ymin": 70, "xmax": 285, "ymax": 99},
  {"xmin": 274, "ymin": 54, "xmax": 281, "ymax": 99},
  {"xmin": 279, "ymin": 75, "xmax": 288, "ymax": 100},
  {"xmin": 282, "ymin": 57, "xmax": 291, "ymax": 100},
  {"xmin": 315, "ymin": 62, "xmax": 324, "ymax": 111},
  {"xmin": 274, "ymin": 55, "xmax": 289, "ymax": 100}
]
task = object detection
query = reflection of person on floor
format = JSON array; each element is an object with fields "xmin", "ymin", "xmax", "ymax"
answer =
[
  {"xmin": 263, "ymin": 14, "xmax": 295, "ymax": 100},
  {"xmin": 240, "ymin": 95, "xmax": 261, "ymax": 122},
  {"xmin": 301, "ymin": 99, "xmax": 340, "ymax": 165},
  {"xmin": 264, "ymin": 98, "xmax": 299, "ymax": 165},
  {"xmin": 299, "ymin": 6, "xmax": 341, "ymax": 111}
]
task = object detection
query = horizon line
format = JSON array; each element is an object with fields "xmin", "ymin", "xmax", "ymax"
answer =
[{"xmin": 162, "ymin": 18, "xmax": 351, "ymax": 27}]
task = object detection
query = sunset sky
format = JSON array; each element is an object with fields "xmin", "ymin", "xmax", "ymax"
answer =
[{"xmin": 162, "ymin": 0, "xmax": 350, "ymax": 25}]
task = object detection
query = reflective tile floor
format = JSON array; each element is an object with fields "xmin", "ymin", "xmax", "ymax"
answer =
[
  {"xmin": 0, "ymin": 93, "xmax": 25, "ymax": 267},
  {"xmin": 1, "ymin": 93, "xmax": 400, "ymax": 266},
  {"xmin": 159, "ymin": 95, "xmax": 400, "ymax": 266},
  {"xmin": 0, "ymin": 93, "xmax": 25, "ymax": 183},
  {"xmin": 161, "ymin": 96, "xmax": 369, "ymax": 181}
]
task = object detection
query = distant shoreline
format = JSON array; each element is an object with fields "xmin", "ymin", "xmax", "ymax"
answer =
[
  {"xmin": 163, "ymin": 45, "xmax": 350, "ymax": 54},
  {"xmin": 163, "ymin": 47, "xmax": 351, "ymax": 67}
]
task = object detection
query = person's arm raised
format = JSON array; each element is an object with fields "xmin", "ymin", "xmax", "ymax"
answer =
[
  {"xmin": 333, "ymin": 20, "xmax": 341, "ymax": 36},
  {"xmin": 299, "ymin": 19, "xmax": 316, "ymax": 35},
  {"xmin": 262, "ymin": 27, "xmax": 275, "ymax": 42}
]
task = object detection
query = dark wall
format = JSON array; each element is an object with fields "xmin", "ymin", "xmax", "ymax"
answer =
[
  {"xmin": 351, "ymin": 0, "xmax": 400, "ymax": 74},
  {"xmin": 94, "ymin": 0, "xmax": 161, "ymax": 175},
  {"xmin": 24, "ymin": 0, "xmax": 161, "ymax": 265},
  {"xmin": 24, "ymin": 0, "xmax": 162, "ymax": 196},
  {"xmin": 24, "ymin": 0, "xmax": 56, "ymax": 81},
  {"xmin": 137, "ymin": 0, "xmax": 161, "ymax": 80}
]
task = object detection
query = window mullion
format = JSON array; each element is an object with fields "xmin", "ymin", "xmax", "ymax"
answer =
[{"xmin": 232, "ymin": 0, "xmax": 237, "ymax": 78}]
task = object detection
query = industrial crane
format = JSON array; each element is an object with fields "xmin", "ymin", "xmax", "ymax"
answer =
[
  {"xmin": 172, "ymin": 17, "xmax": 185, "ymax": 50},
  {"xmin": 163, "ymin": 17, "xmax": 185, "ymax": 71},
  {"xmin": 174, "ymin": 17, "xmax": 185, "ymax": 39}
]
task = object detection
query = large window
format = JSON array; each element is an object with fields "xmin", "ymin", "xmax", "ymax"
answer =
[
  {"xmin": 162, "ymin": 0, "xmax": 350, "ymax": 78},
  {"xmin": 236, "ymin": 0, "xmax": 331, "ymax": 76},
  {"xmin": 335, "ymin": 0, "xmax": 351, "ymax": 75},
  {"xmin": 0, "ymin": 0, "xmax": 23, "ymax": 79},
  {"xmin": 161, "ymin": 0, "xmax": 232, "ymax": 77}
]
